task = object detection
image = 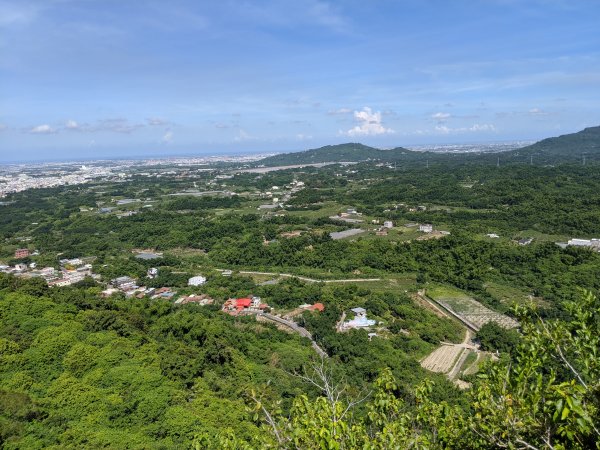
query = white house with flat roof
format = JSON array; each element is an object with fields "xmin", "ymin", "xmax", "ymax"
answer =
[
  {"xmin": 188, "ymin": 275, "xmax": 207, "ymax": 286},
  {"xmin": 342, "ymin": 307, "xmax": 376, "ymax": 330},
  {"xmin": 419, "ymin": 224, "xmax": 433, "ymax": 233}
]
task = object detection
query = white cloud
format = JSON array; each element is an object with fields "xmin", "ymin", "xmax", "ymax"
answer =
[
  {"xmin": 65, "ymin": 119, "xmax": 79, "ymax": 130},
  {"xmin": 328, "ymin": 108, "xmax": 352, "ymax": 115},
  {"xmin": 296, "ymin": 133, "xmax": 313, "ymax": 141},
  {"xmin": 469, "ymin": 123, "xmax": 496, "ymax": 132},
  {"xmin": 162, "ymin": 129, "xmax": 173, "ymax": 143},
  {"xmin": 0, "ymin": 3, "xmax": 39, "ymax": 27},
  {"xmin": 435, "ymin": 123, "xmax": 496, "ymax": 134},
  {"xmin": 0, "ymin": 124, "xmax": 7, "ymax": 131},
  {"xmin": 234, "ymin": 129, "xmax": 255, "ymax": 142},
  {"xmin": 29, "ymin": 124, "xmax": 55, "ymax": 134},
  {"xmin": 432, "ymin": 112, "xmax": 451, "ymax": 122},
  {"xmin": 147, "ymin": 117, "xmax": 170, "ymax": 126},
  {"xmin": 345, "ymin": 107, "xmax": 394, "ymax": 137},
  {"xmin": 307, "ymin": 1, "xmax": 347, "ymax": 31},
  {"xmin": 528, "ymin": 108, "xmax": 549, "ymax": 116},
  {"xmin": 97, "ymin": 118, "xmax": 144, "ymax": 134}
]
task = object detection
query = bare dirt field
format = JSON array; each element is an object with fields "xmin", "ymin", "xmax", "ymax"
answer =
[{"xmin": 420, "ymin": 345, "xmax": 464, "ymax": 373}]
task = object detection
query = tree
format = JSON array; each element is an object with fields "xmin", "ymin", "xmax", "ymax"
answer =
[
  {"xmin": 475, "ymin": 321, "xmax": 521, "ymax": 353},
  {"xmin": 247, "ymin": 291, "xmax": 600, "ymax": 449}
]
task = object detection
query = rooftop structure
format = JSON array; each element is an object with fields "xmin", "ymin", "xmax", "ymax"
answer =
[
  {"xmin": 14, "ymin": 248, "xmax": 30, "ymax": 259},
  {"xmin": 188, "ymin": 275, "xmax": 207, "ymax": 286},
  {"xmin": 222, "ymin": 296, "xmax": 269, "ymax": 316},
  {"xmin": 567, "ymin": 238, "xmax": 600, "ymax": 250},
  {"xmin": 330, "ymin": 228, "xmax": 365, "ymax": 240},
  {"xmin": 134, "ymin": 252, "xmax": 162, "ymax": 260},
  {"xmin": 299, "ymin": 302, "xmax": 325, "ymax": 312},
  {"xmin": 175, "ymin": 294, "xmax": 214, "ymax": 306},
  {"xmin": 419, "ymin": 224, "xmax": 433, "ymax": 233},
  {"xmin": 342, "ymin": 307, "xmax": 376, "ymax": 330}
]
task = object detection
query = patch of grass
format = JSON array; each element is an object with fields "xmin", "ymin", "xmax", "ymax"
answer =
[
  {"xmin": 484, "ymin": 281, "xmax": 531, "ymax": 305},
  {"xmin": 459, "ymin": 350, "xmax": 478, "ymax": 377},
  {"xmin": 427, "ymin": 284, "xmax": 471, "ymax": 300}
]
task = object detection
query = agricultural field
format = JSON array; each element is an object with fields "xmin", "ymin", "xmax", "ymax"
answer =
[
  {"xmin": 427, "ymin": 285, "xmax": 519, "ymax": 330},
  {"xmin": 420, "ymin": 344, "xmax": 465, "ymax": 373}
]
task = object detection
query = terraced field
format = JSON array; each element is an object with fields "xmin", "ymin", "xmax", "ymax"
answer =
[{"xmin": 428, "ymin": 285, "xmax": 518, "ymax": 330}]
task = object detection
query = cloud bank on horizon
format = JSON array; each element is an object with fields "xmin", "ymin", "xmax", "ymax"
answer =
[{"xmin": 0, "ymin": 0, "xmax": 599, "ymax": 161}]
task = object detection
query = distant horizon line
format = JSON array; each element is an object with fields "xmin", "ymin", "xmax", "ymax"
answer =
[{"xmin": 0, "ymin": 139, "xmax": 536, "ymax": 166}]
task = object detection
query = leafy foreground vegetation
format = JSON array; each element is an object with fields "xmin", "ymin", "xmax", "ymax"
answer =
[
  {"xmin": 0, "ymin": 275, "xmax": 459, "ymax": 449},
  {"xmin": 204, "ymin": 291, "xmax": 600, "ymax": 450},
  {"xmin": 1, "ymin": 271, "xmax": 598, "ymax": 448}
]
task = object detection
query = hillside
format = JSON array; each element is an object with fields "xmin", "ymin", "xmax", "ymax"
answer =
[
  {"xmin": 257, "ymin": 126, "xmax": 600, "ymax": 168},
  {"xmin": 257, "ymin": 143, "xmax": 418, "ymax": 166},
  {"xmin": 505, "ymin": 125, "xmax": 600, "ymax": 163}
]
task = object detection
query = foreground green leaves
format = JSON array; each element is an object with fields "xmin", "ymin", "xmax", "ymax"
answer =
[{"xmin": 204, "ymin": 291, "xmax": 599, "ymax": 449}]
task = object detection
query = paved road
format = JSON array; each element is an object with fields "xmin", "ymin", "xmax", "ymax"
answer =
[
  {"xmin": 260, "ymin": 312, "xmax": 328, "ymax": 358},
  {"xmin": 236, "ymin": 270, "xmax": 380, "ymax": 284}
]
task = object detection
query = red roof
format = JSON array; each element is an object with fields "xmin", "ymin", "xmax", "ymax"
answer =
[
  {"xmin": 236, "ymin": 298, "xmax": 252, "ymax": 308},
  {"xmin": 312, "ymin": 303, "xmax": 325, "ymax": 312}
]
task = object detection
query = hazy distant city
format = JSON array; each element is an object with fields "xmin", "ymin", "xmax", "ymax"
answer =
[{"xmin": 0, "ymin": 141, "xmax": 531, "ymax": 198}]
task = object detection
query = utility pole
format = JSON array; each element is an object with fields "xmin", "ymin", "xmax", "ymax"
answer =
[
  {"xmin": 530, "ymin": 155, "xmax": 533, "ymax": 166},
  {"xmin": 497, "ymin": 156, "xmax": 500, "ymax": 168},
  {"xmin": 426, "ymin": 159, "xmax": 429, "ymax": 169},
  {"xmin": 583, "ymin": 154, "xmax": 587, "ymax": 166}
]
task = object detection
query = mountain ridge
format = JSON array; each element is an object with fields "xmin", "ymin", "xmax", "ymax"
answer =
[{"xmin": 256, "ymin": 125, "xmax": 600, "ymax": 166}]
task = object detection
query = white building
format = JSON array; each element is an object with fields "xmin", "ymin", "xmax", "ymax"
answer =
[
  {"xmin": 383, "ymin": 221, "xmax": 394, "ymax": 229},
  {"xmin": 188, "ymin": 275, "xmax": 207, "ymax": 286},
  {"xmin": 568, "ymin": 238, "xmax": 600, "ymax": 249},
  {"xmin": 419, "ymin": 224, "xmax": 433, "ymax": 233},
  {"xmin": 342, "ymin": 307, "xmax": 376, "ymax": 330}
]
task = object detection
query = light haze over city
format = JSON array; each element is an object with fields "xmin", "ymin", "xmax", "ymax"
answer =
[{"xmin": 1, "ymin": 0, "xmax": 599, "ymax": 162}]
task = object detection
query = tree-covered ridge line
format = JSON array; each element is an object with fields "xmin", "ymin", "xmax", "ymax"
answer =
[{"xmin": 256, "ymin": 125, "xmax": 600, "ymax": 167}]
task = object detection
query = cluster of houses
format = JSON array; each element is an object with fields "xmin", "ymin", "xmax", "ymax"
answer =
[
  {"xmin": 0, "ymin": 255, "xmax": 100, "ymax": 287},
  {"xmin": 330, "ymin": 208, "xmax": 364, "ymax": 224},
  {"xmin": 375, "ymin": 221, "xmax": 394, "ymax": 236},
  {"xmin": 258, "ymin": 180, "xmax": 305, "ymax": 210},
  {"xmin": 175, "ymin": 294, "xmax": 214, "ymax": 306},
  {"xmin": 101, "ymin": 275, "xmax": 178, "ymax": 299},
  {"xmin": 222, "ymin": 296, "xmax": 270, "ymax": 316}
]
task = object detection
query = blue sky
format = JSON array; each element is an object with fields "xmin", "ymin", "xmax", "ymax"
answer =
[{"xmin": 1, "ymin": 0, "xmax": 599, "ymax": 161}]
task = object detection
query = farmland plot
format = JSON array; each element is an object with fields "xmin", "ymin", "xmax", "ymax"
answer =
[
  {"xmin": 420, "ymin": 345, "xmax": 464, "ymax": 373},
  {"xmin": 428, "ymin": 286, "xmax": 518, "ymax": 330}
]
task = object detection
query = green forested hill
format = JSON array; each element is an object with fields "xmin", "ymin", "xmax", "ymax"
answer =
[
  {"xmin": 499, "ymin": 125, "xmax": 600, "ymax": 164},
  {"xmin": 257, "ymin": 143, "xmax": 418, "ymax": 166},
  {"xmin": 257, "ymin": 126, "xmax": 600, "ymax": 167},
  {"xmin": 519, "ymin": 125, "xmax": 600, "ymax": 156}
]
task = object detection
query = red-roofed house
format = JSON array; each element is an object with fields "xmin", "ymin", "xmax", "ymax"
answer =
[
  {"xmin": 223, "ymin": 296, "xmax": 268, "ymax": 315},
  {"xmin": 311, "ymin": 302, "xmax": 325, "ymax": 312},
  {"xmin": 14, "ymin": 248, "xmax": 30, "ymax": 259}
]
